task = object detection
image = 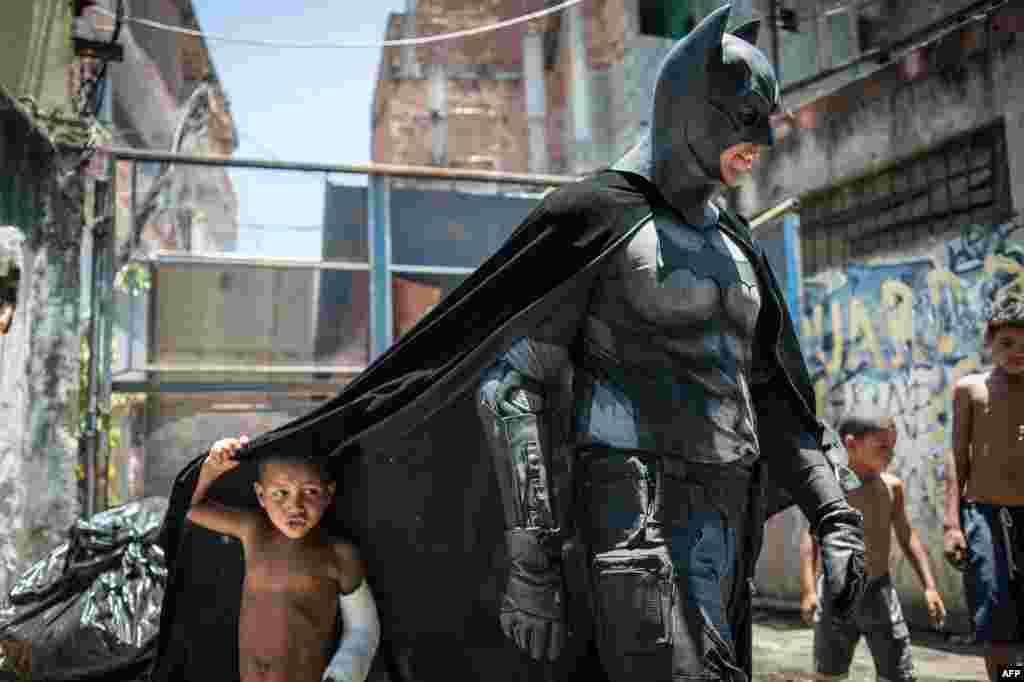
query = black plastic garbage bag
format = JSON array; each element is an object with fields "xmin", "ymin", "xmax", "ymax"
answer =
[{"xmin": 0, "ymin": 497, "xmax": 168, "ymax": 681}]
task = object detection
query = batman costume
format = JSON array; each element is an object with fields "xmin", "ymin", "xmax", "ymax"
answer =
[{"xmin": 151, "ymin": 6, "xmax": 865, "ymax": 682}]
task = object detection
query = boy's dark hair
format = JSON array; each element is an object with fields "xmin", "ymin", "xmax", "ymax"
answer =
[
  {"xmin": 836, "ymin": 406, "xmax": 892, "ymax": 440},
  {"xmin": 256, "ymin": 451, "xmax": 335, "ymax": 483},
  {"xmin": 985, "ymin": 288, "xmax": 1024, "ymax": 345}
]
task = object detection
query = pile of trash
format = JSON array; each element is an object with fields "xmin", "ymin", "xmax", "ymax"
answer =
[{"xmin": 0, "ymin": 497, "xmax": 168, "ymax": 681}]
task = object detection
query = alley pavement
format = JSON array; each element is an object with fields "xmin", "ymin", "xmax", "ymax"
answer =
[{"xmin": 751, "ymin": 609, "xmax": 989, "ymax": 681}]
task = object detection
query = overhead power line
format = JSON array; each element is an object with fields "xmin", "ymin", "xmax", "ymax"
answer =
[{"xmin": 95, "ymin": 0, "xmax": 585, "ymax": 49}]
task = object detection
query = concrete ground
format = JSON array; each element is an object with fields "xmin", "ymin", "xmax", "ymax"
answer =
[{"xmin": 750, "ymin": 609, "xmax": 989, "ymax": 682}]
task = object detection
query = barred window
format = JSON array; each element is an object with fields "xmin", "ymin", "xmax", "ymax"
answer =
[
  {"xmin": 779, "ymin": 0, "xmax": 886, "ymax": 87},
  {"xmin": 799, "ymin": 119, "xmax": 1013, "ymax": 276}
]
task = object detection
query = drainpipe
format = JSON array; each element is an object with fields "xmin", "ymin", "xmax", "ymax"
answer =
[
  {"xmin": 401, "ymin": 0, "xmax": 420, "ymax": 79},
  {"xmin": 523, "ymin": 22, "xmax": 550, "ymax": 173},
  {"xmin": 567, "ymin": 3, "xmax": 593, "ymax": 172},
  {"xmin": 83, "ymin": 217, "xmax": 108, "ymax": 517},
  {"xmin": 429, "ymin": 63, "xmax": 447, "ymax": 166}
]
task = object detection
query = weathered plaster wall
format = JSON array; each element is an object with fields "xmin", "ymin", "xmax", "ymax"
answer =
[
  {"xmin": 0, "ymin": 150, "xmax": 83, "ymax": 596},
  {"xmin": 739, "ymin": 18, "xmax": 1022, "ymax": 216},
  {"xmin": 447, "ymin": 78, "xmax": 530, "ymax": 172},
  {"xmin": 0, "ymin": 225, "xmax": 29, "ymax": 597}
]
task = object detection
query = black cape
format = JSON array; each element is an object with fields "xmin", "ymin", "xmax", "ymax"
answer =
[{"xmin": 152, "ymin": 171, "xmax": 667, "ymax": 682}]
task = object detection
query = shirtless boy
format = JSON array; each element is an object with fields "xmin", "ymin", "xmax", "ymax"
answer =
[
  {"xmin": 800, "ymin": 409, "xmax": 946, "ymax": 682},
  {"xmin": 944, "ymin": 292, "xmax": 1024, "ymax": 680},
  {"xmin": 187, "ymin": 435, "xmax": 380, "ymax": 682}
]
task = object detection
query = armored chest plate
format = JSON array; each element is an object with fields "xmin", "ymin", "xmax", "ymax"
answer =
[{"xmin": 576, "ymin": 208, "xmax": 762, "ymax": 462}]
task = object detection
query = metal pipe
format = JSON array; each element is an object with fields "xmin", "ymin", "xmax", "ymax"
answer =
[
  {"xmin": 143, "ymin": 251, "xmax": 372, "ymax": 271},
  {"xmin": 429, "ymin": 63, "xmax": 448, "ymax": 166},
  {"xmin": 96, "ymin": 212, "xmax": 116, "ymax": 512},
  {"xmin": 368, "ymin": 174, "xmax": 393, "ymax": 359},
  {"xmin": 400, "ymin": 0, "xmax": 420, "ymax": 79},
  {"xmin": 523, "ymin": 24, "xmax": 550, "ymax": 173},
  {"xmin": 111, "ymin": 380, "xmax": 354, "ymax": 393},
  {"xmin": 103, "ymin": 147, "xmax": 581, "ymax": 186},
  {"xmin": 390, "ymin": 263, "xmax": 475, "ymax": 275},
  {"xmin": 750, "ymin": 197, "xmax": 799, "ymax": 229},
  {"xmin": 83, "ymin": 218, "xmax": 106, "ymax": 518},
  {"xmin": 135, "ymin": 363, "xmax": 366, "ymax": 374},
  {"xmin": 567, "ymin": 2, "xmax": 593, "ymax": 171}
]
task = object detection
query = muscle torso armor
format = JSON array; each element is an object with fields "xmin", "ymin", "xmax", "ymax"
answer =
[{"xmin": 576, "ymin": 203, "xmax": 762, "ymax": 463}]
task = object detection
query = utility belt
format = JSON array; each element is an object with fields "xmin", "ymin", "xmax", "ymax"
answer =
[
  {"xmin": 574, "ymin": 445, "xmax": 758, "ymax": 521},
  {"xmin": 570, "ymin": 445, "xmax": 763, "ymax": 557}
]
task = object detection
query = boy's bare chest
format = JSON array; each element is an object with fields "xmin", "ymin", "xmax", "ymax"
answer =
[
  {"xmin": 848, "ymin": 480, "xmax": 893, "ymax": 550},
  {"xmin": 243, "ymin": 540, "xmax": 338, "ymax": 595},
  {"xmin": 973, "ymin": 386, "xmax": 1024, "ymax": 451},
  {"xmin": 964, "ymin": 381, "xmax": 1024, "ymax": 502}
]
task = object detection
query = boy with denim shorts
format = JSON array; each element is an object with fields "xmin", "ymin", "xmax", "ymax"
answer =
[
  {"xmin": 801, "ymin": 408, "xmax": 946, "ymax": 681},
  {"xmin": 944, "ymin": 291, "xmax": 1024, "ymax": 681}
]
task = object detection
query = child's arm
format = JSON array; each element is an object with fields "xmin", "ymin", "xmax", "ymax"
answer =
[
  {"xmin": 323, "ymin": 543, "xmax": 380, "ymax": 682},
  {"xmin": 185, "ymin": 436, "xmax": 256, "ymax": 540},
  {"xmin": 798, "ymin": 525, "xmax": 819, "ymax": 626},
  {"xmin": 943, "ymin": 379, "xmax": 972, "ymax": 570},
  {"xmin": 890, "ymin": 475, "xmax": 946, "ymax": 628}
]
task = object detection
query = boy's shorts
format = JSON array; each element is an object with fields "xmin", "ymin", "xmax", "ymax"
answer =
[
  {"xmin": 813, "ymin": 573, "xmax": 915, "ymax": 682},
  {"xmin": 961, "ymin": 501, "xmax": 1024, "ymax": 645}
]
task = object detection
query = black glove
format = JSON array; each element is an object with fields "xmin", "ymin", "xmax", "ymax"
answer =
[
  {"xmin": 501, "ymin": 529, "xmax": 567, "ymax": 662},
  {"xmin": 815, "ymin": 503, "xmax": 867, "ymax": 619}
]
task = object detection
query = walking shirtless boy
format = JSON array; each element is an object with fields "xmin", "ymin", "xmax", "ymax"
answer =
[
  {"xmin": 187, "ymin": 435, "xmax": 380, "ymax": 682},
  {"xmin": 800, "ymin": 409, "xmax": 946, "ymax": 682},
  {"xmin": 944, "ymin": 292, "xmax": 1024, "ymax": 681}
]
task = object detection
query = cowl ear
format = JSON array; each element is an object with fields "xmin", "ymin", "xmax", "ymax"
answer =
[
  {"xmin": 693, "ymin": 4, "xmax": 732, "ymax": 68},
  {"xmin": 731, "ymin": 19, "xmax": 760, "ymax": 45}
]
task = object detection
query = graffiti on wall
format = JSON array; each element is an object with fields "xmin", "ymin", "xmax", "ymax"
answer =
[{"xmin": 801, "ymin": 221, "xmax": 1024, "ymax": 528}]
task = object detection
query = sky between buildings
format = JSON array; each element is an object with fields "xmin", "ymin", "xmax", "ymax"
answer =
[{"xmin": 191, "ymin": 1, "xmax": 406, "ymax": 257}]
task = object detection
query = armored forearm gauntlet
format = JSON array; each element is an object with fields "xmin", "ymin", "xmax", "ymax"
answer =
[
  {"xmin": 478, "ymin": 364, "xmax": 567, "ymax": 661},
  {"xmin": 478, "ymin": 368, "xmax": 558, "ymax": 531},
  {"xmin": 769, "ymin": 428, "xmax": 866, "ymax": 618}
]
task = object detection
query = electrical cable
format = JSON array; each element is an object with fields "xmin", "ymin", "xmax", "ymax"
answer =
[{"xmin": 93, "ymin": 0, "xmax": 584, "ymax": 49}]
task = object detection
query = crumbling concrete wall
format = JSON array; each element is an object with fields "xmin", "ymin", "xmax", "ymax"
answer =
[
  {"xmin": 373, "ymin": 3, "xmax": 534, "ymax": 172},
  {"xmin": 0, "ymin": 138, "xmax": 83, "ymax": 596},
  {"xmin": 0, "ymin": 223, "xmax": 29, "ymax": 597},
  {"xmin": 740, "ymin": 8, "xmax": 1024, "ymax": 215}
]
